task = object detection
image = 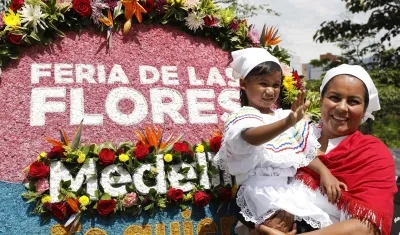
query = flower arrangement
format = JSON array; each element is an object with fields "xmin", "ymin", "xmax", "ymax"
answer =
[
  {"xmin": 0, "ymin": 0, "xmax": 290, "ymax": 69},
  {"xmin": 22, "ymin": 123, "xmax": 234, "ymax": 233}
]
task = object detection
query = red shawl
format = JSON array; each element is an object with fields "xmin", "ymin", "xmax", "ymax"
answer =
[{"xmin": 296, "ymin": 131, "xmax": 397, "ymax": 235}]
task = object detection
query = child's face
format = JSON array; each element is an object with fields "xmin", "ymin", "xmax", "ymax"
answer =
[{"xmin": 240, "ymin": 70, "xmax": 282, "ymax": 114}]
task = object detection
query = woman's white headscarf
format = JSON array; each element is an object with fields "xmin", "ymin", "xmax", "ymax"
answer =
[
  {"xmin": 230, "ymin": 48, "xmax": 281, "ymax": 79},
  {"xmin": 320, "ymin": 64, "xmax": 380, "ymax": 123}
]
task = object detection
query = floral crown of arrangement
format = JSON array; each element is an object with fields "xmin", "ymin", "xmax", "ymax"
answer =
[{"xmin": 0, "ymin": 0, "xmax": 290, "ymax": 70}]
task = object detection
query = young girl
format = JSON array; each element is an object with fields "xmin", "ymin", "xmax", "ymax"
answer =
[{"xmin": 215, "ymin": 48, "xmax": 346, "ymax": 234}]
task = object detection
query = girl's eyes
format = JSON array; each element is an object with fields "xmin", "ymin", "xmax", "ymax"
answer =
[
  {"xmin": 259, "ymin": 83, "xmax": 280, "ymax": 88},
  {"xmin": 272, "ymin": 84, "xmax": 280, "ymax": 88}
]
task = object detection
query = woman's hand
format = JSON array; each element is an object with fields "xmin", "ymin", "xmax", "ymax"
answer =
[
  {"xmin": 252, "ymin": 223, "xmax": 297, "ymax": 235},
  {"xmin": 320, "ymin": 170, "xmax": 348, "ymax": 203},
  {"xmin": 263, "ymin": 210, "xmax": 295, "ymax": 233},
  {"xmin": 287, "ymin": 90, "xmax": 311, "ymax": 126}
]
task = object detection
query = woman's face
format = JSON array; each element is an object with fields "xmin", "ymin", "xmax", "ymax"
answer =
[
  {"xmin": 240, "ymin": 71, "xmax": 282, "ymax": 114},
  {"xmin": 320, "ymin": 75, "xmax": 367, "ymax": 139}
]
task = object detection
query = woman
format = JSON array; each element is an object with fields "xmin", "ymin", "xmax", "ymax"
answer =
[{"xmin": 244, "ymin": 64, "xmax": 397, "ymax": 235}]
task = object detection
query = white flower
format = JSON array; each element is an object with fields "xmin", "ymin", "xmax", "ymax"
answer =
[
  {"xmin": 19, "ymin": 4, "xmax": 47, "ymax": 33},
  {"xmin": 280, "ymin": 63, "xmax": 292, "ymax": 77},
  {"xmin": 183, "ymin": 0, "xmax": 200, "ymax": 9},
  {"xmin": 185, "ymin": 12, "xmax": 204, "ymax": 32}
]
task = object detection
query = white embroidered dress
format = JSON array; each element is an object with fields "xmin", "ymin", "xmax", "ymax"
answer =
[{"xmin": 215, "ymin": 106, "xmax": 332, "ymax": 227}]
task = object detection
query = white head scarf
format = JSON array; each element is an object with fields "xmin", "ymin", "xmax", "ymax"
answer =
[
  {"xmin": 230, "ymin": 48, "xmax": 281, "ymax": 79},
  {"xmin": 320, "ymin": 64, "xmax": 380, "ymax": 123}
]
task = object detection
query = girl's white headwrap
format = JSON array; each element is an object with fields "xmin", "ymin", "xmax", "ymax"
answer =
[
  {"xmin": 320, "ymin": 64, "xmax": 380, "ymax": 123},
  {"xmin": 230, "ymin": 48, "xmax": 281, "ymax": 79}
]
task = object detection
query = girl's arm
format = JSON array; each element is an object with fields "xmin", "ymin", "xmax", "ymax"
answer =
[
  {"xmin": 241, "ymin": 117, "xmax": 293, "ymax": 146},
  {"xmin": 307, "ymin": 157, "xmax": 348, "ymax": 203}
]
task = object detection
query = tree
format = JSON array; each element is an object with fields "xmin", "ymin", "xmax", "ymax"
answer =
[
  {"xmin": 214, "ymin": 0, "xmax": 279, "ymax": 18},
  {"xmin": 313, "ymin": 0, "xmax": 400, "ymax": 69}
]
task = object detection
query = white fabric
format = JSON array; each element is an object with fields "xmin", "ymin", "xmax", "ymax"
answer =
[
  {"xmin": 230, "ymin": 48, "xmax": 281, "ymax": 79},
  {"xmin": 234, "ymin": 124, "xmax": 350, "ymax": 235},
  {"xmin": 320, "ymin": 64, "xmax": 380, "ymax": 123},
  {"xmin": 215, "ymin": 107, "xmax": 327, "ymax": 228}
]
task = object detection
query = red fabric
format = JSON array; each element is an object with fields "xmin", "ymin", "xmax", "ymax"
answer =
[{"xmin": 296, "ymin": 131, "xmax": 397, "ymax": 235}]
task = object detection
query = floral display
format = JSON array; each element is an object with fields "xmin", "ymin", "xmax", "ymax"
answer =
[
  {"xmin": 22, "ymin": 123, "xmax": 228, "ymax": 232},
  {"xmin": 0, "ymin": 0, "xmax": 290, "ymax": 69}
]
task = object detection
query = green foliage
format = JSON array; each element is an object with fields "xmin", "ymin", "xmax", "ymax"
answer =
[
  {"xmin": 313, "ymin": 0, "xmax": 400, "ymax": 69},
  {"xmin": 213, "ymin": 0, "xmax": 279, "ymax": 18}
]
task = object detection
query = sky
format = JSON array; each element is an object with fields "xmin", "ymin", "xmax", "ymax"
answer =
[{"xmin": 246, "ymin": 0, "xmax": 366, "ymax": 64}]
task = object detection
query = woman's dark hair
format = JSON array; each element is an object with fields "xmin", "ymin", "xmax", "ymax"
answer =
[
  {"xmin": 240, "ymin": 61, "xmax": 282, "ymax": 107},
  {"xmin": 321, "ymin": 74, "xmax": 369, "ymax": 110}
]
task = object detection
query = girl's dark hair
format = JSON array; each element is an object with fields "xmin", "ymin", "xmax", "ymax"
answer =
[
  {"xmin": 240, "ymin": 61, "xmax": 282, "ymax": 107},
  {"xmin": 321, "ymin": 74, "xmax": 370, "ymax": 110}
]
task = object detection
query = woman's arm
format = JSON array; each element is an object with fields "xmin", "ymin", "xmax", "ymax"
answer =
[
  {"xmin": 301, "ymin": 219, "xmax": 378, "ymax": 235},
  {"xmin": 256, "ymin": 219, "xmax": 378, "ymax": 235}
]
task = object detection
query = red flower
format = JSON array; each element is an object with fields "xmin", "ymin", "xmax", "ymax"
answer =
[
  {"xmin": 47, "ymin": 146, "xmax": 65, "ymax": 159},
  {"xmin": 97, "ymin": 199, "xmax": 116, "ymax": 216},
  {"xmin": 173, "ymin": 142, "xmax": 190, "ymax": 153},
  {"xmin": 98, "ymin": 148, "xmax": 115, "ymax": 165},
  {"xmin": 218, "ymin": 187, "xmax": 232, "ymax": 202},
  {"xmin": 43, "ymin": 202, "xmax": 74, "ymax": 221},
  {"xmin": 8, "ymin": 34, "xmax": 22, "ymax": 45},
  {"xmin": 143, "ymin": 0, "xmax": 154, "ymax": 13},
  {"xmin": 166, "ymin": 188, "xmax": 184, "ymax": 203},
  {"xmin": 193, "ymin": 191, "xmax": 211, "ymax": 207},
  {"xmin": 203, "ymin": 15, "xmax": 216, "ymax": 26},
  {"xmin": 72, "ymin": 0, "xmax": 92, "ymax": 16},
  {"xmin": 134, "ymin": 144, "xmax": 149, "ymax": 161},
  {"xmin": 28, "ymin": 161, "xmax": 50, "ymax": 179},
  {"xmin": 292, "ymin": 70, "xmax": 302, "ymax": 89},
  {"xmin": 229, "ymin": 20, "xmax": 239, "ymax": 31},
  {"xmin": 209, "ymin": 136, "xmax": 222, "ymax": 152},
  {"xmin": 10, "ymin": 0, "xmax": 24, "ymax": 11}
]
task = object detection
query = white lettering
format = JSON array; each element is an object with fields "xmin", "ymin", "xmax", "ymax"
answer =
[
  {"xmin": 108, "ymin": 64, "xmax": 129, "ymax": 84},
  {"xmin": 30, "ymin": 87, "xmax": 66, "ymax": 126},
  {"xmin": 187, "ymin": 67, "xmax": 204, "ymax": 86},
  {"xmin": 150, "ymin": 88, "xmax": 186, "ymax": 124},
  {"xmin": 70, "ymin": 88, "xmax": 103, "ymax": 125},
  {"xmin": 139, "ymin": 65, "xmax": 160, "ymax": 84},
  {"xmin": 186, "ymin": 89, "xmax": 217, "ymax": 124},
  {"xmin": 54, "ymin": 64, "xmax": 74, "ymax": 84},
  {"xmin": 206, "ymin": 67, "xmax": 226, "ymax": 86},
  {"xmin": 75, "ymin": 64, "xmax": 96, "ymax": 84},
  {"xmin": 161, "ymin": 66, "xmax": 179, "ymax": 85},
  {"xmin": 31, "ymin": 63, "xmax": 51, "ymax": 84}
]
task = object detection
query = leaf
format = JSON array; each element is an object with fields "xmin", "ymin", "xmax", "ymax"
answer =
[
  {"xmin": 70, "ymin": 120, "xmax": 83, "ymax": 151},
  {"xmin": 29, "ymin": 31, "xmax": 41, "ymax": 42},
  {"xmin": 60, "ymin": 128, "xmax": 70, "ymax": 145},
  {"xmin": 178, "ymin": 166, "xmax": 190, "ymax": 174},
  {"xmin": 100, "ymin": 193, "xmax": 111, "ymax": 200},
  {"xmin": 144, "ymin": 203, "xmax": 153, "ymax": 211}
]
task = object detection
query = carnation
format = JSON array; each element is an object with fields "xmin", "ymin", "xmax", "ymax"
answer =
[{"xmin": 35, "ymin": 178, "xmax": 49, "ymax": 194}]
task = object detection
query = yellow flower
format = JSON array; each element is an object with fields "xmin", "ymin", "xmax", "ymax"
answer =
[
  {"xmin": 77, "ymin": 152, "xmax": 86, "ymax": 163},
  {"xmin": 195, "ymin": 144, "xmax": 204, "ymax": 153},
  {"xmin": 3, "ymin": 9, "xmax": 20, "ymax": 28},
  {"xmin": 41, "ymin": 195, "xmax": 51, "ymax": 204},
  {"xmin": 119, "ymin": 153, "xmax": 129, "ymax": 162},
  {"xmin": 79, "ymin": 195, "xmax": 90, "ymax": 206},
  {"xmin": 163, "ymin": 153, "xmax": 173, "ymax": 163},
  {"xmin": 168, "ymin": 0, "xmax": 185, "ymax": 5},
  {"xmin": 37, "ymin": 151, "xmax": 47, "ymax": 160},
  {"xmin": 282, "ymin": 75, "xmax": 295, "ymax": 91},
  {"xmin": 231, "ymin": 185, "xmax": 239, "ymax": 199},
  {"xmin": 184, "ymin": 193, "xmax": 192, "ymax": 201}
]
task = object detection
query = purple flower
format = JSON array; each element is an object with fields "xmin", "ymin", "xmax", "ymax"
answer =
[
  {"xmin": 248, "ymin": 24, "xmax": 261, "ymax": 45},
  {"xmin": 104, "ymin": 0, "xmax": 117, "ymax": 9}
]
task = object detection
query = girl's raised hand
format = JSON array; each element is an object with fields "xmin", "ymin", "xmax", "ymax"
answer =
[{"xmin": 287, "ymin": 90, "xmax": 311, "ymax": 125}]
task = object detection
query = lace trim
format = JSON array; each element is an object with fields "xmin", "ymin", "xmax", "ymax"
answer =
[{"xmin": 236, "ymin": 184, "xmax": 284, "ymax": 225}]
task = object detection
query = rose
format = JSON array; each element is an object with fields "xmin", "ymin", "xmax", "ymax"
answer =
[
  {"xmin": 98, "ymin": 148, "xmax": 115, "ymax": 165},
  {"xmin": 218, "ymin": 187, "xmax": 232, "ymax": 202},
  {"xmin": 173, "ymin": 142, "xmax": 190, "ymax": 153},
  {"xmin": 8, "ymin": 34, "xmax": 22, "ymax": 44},
  {"xmin": 97, "ymin": 199, "xmax": 116, "ymax": 216},
  {"xmin": 134, "ymin": 144, "xmax": 149, "ymax": 161},
  {"xmin": 44, "ymin": 202, "xmax": 73, "ymax": 221},
  {"xmin": 35, "ymin": 178, "xmax": 50, "ymax": 194},
  {"xmin": 166, "ymin": 188, "xmax": 184, "ymax": 203},
  {"xmin": 203, "ymin": 15, "xmax": 216, "ymax": 26},
  {"xmin": 182, "ymin": 150, "xmax": 195, "ymax": 163},
  {"xmin": 193, "ymin": 191, "xmax": 211, "ymax": 206},
  {"xmin": 122, "ymin": 192, "xmax": 137, "ymax": 207},
  {"xmin": 72, "ymin": 0, "xmax": 92, "ymax": 16},
  {"xmin": 47, "ymin": 146, "xmax": 65, "ymax": 159},
  {"xmin": 143, "ymin": 0, "xmax": 154, "ymax": 13},
  {"xmin": 10, "ymin": 0, "xmax": 24, "ymax": 11},
  {"xmin": 209, "ymin": 136, "xmax": 222, "ymax": 152},
  {"xmin": 28, "ymin": 161, "xmax": 50, "ymax": 179}
]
